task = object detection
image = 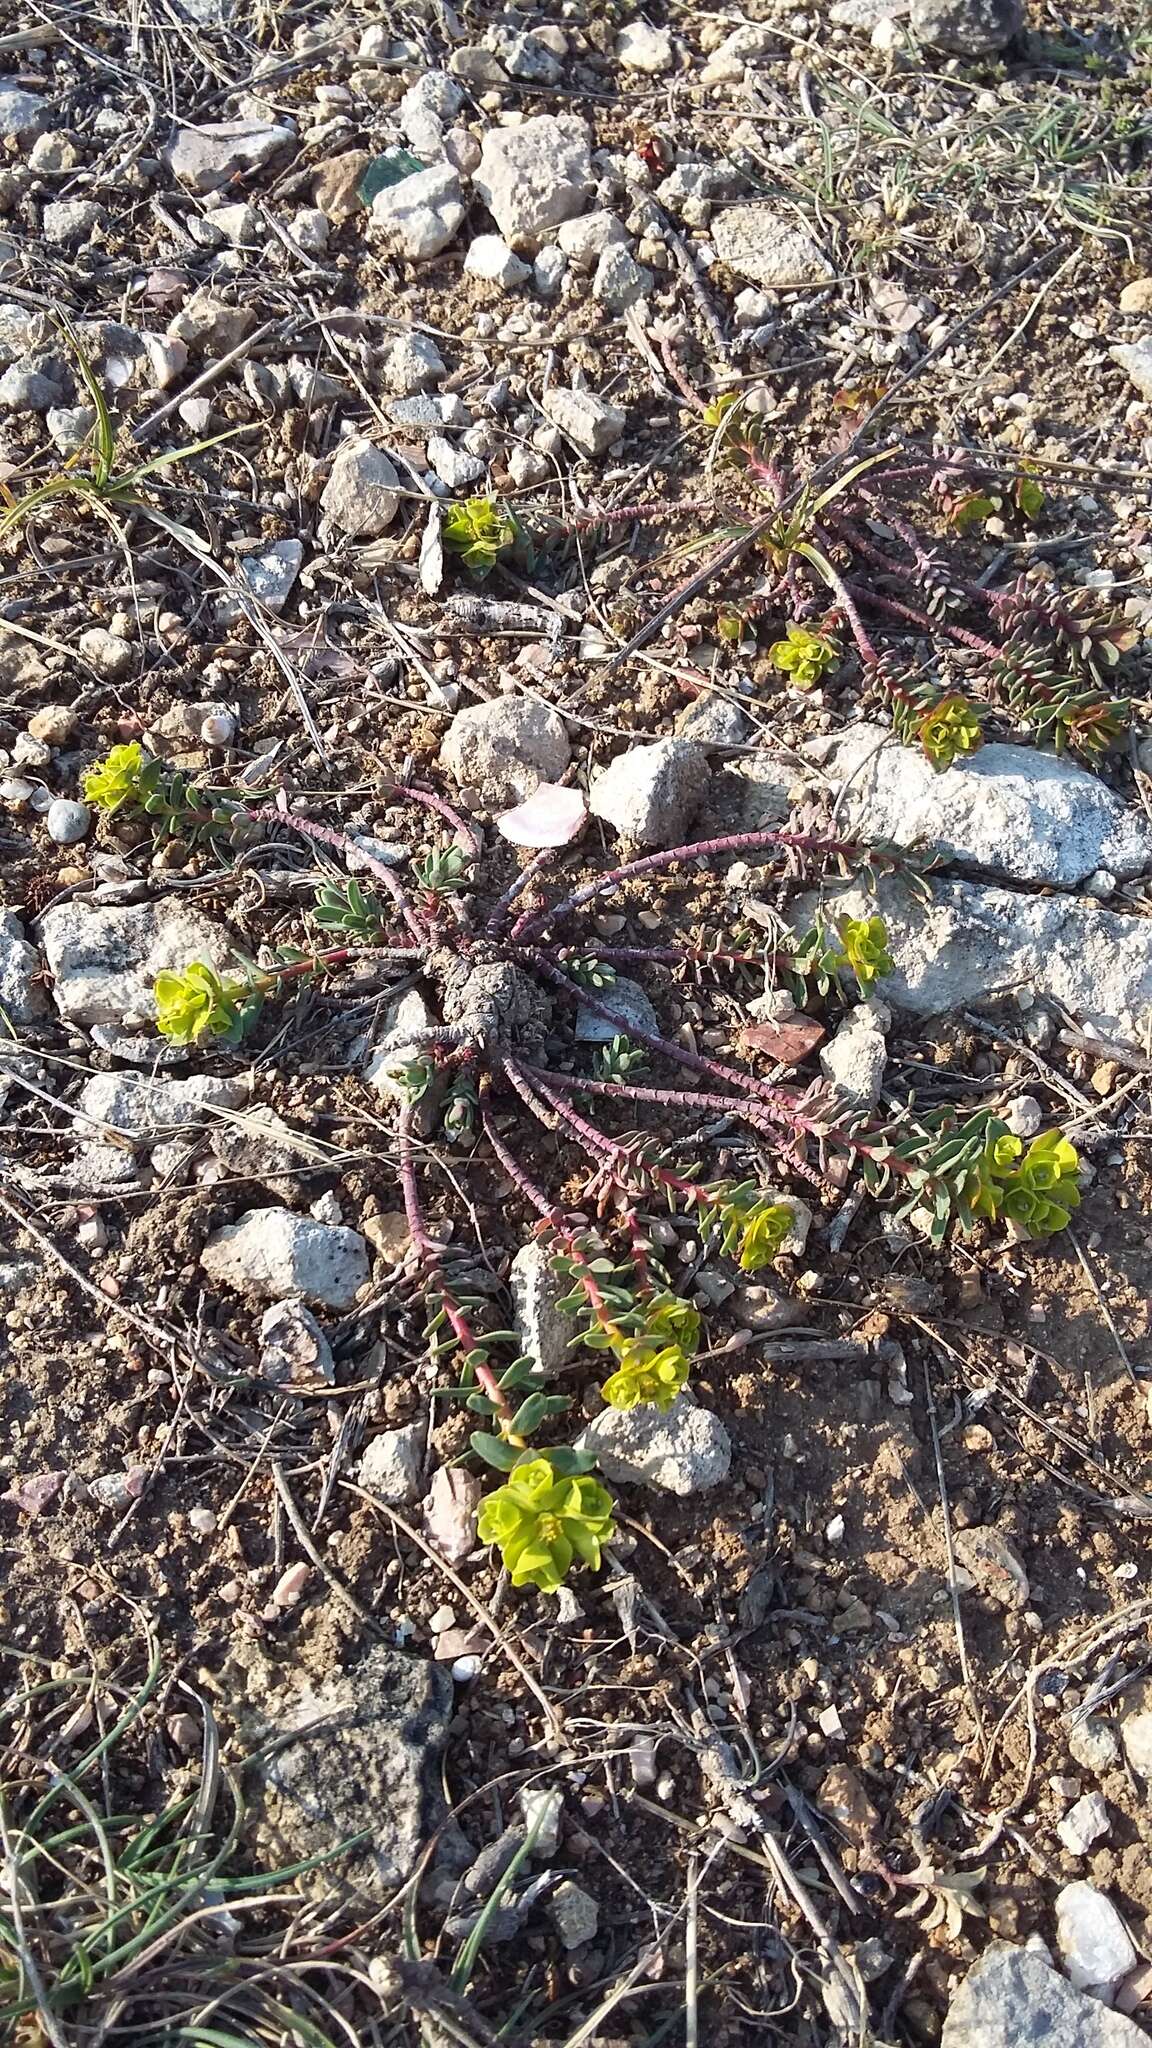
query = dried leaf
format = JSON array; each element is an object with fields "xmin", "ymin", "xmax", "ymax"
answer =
[
  {"xmin": 736, "ymin": 1013, "xmax": 825, "ymax": 1067},
  {"xmin": 496, "ymin": 783, "xmax": 587, "ymax": 848}
]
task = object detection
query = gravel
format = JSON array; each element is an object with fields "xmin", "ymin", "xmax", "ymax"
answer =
[
  {"xmin": 162, "ymin": 119, "xmax": 296, "ymax": 193},
  {"xmin": 77, "ymin": 1072, "xmax": 246, "ymax": 1141},
  {"xmin": 257, "ymin": 1299, "xmax": 336, "ymax": 1387}
]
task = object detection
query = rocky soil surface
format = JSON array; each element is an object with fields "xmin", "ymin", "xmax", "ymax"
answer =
[{"xmin": 1, "ymin": 0, "xmax": 1152, "ymax": 2042}]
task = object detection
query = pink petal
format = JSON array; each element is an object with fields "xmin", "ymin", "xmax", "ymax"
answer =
[{"xmin": 496, "ymin": 783, "xmax": 587, "ymax": 848}]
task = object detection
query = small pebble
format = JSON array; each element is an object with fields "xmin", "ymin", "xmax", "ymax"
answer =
[{"xmin": 46, "ymin": 798, "xmax": 91, "ymax": 845}]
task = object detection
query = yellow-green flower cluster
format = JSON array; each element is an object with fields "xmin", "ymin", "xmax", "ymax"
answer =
[
  {"xmin": 82, "ymin": 741, "xmax": 147, "ymax": 814},
  {"xmin": 834, "ymin": 915, "xmax": 893, "ymax": 992},
  {"xmin": 918, "ymin": 693, "xmax": 983, "ymax": 771},
  {"xmin": 971, "ymin": 1129, "xmax": 1081, "ymax": 1238},
  {"xmin": 477, "ymin": 1457, "xmax": 615, "ymax": 1592},
  {"xmin": 768, "ymin": 624, "xmax": 840, "ymax": 691},
  {"xmin": 154, "ymin": 962, "xmax": 243, "ymax": 1045}
]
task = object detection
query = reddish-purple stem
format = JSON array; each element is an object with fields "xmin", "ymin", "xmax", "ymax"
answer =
[
  {"xmin": 509, "ymin": 828, "xmax": 863, "ymax": 941},
  {"xmin": 396, "ymin": 1103, "xmax": 514, "ymax": 1422},
  {"xmin": 246, "ymin": 807, "xmax": 430, "ymax": 943},
  {"xmin": 518, "ymin": 957, "xmax": 805, "ymax": 1135},
  {"xmin": 484, "ymin": 848, "xmax": 558, "ymax": 937},
  {"xmin": 392, "ymin": 781, "xmax": 482, "ymax": 858},
  {"xmin": 843, "ymin": 581, "xmax": 1001, "ymax": 661}
]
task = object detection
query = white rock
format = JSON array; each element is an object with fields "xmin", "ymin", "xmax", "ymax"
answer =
[
  {"xmin": 399, "ymin": 70, "xmax": 463, "ymax": 133},
  {"xmin": 712, "ymin": 206, "xmax": 833, "ymax": 289},
  {"xmin": 589, "ymin": 738, "xmax": 709, "ymax": 847},
  {"xmin": 141, "ymin": 332, "xmax": 188, "ymax": 390},
  {"xmin": 474, "ymin": 115, "xmax": 593, "ymax": 249},
  {"xmin": 508, "ymin": 445, "xmax": 551, "ymax": 487},
  {"xmin": 700, "ymin": 24, "xmax": 777, "ymax": 82},
  {"xmin": 1119, "ymin": 1684, "xmax": 1152, "ymax": 1778},
  {"xmin": 575, "ymin": 975, "xmax": 658, "ymax": 1045},
  {"xmin": 533, "ymin": 245, "xmax": 567, "ymax": 296},
  {"xmin": 954, "ymin": 1525, "xmax": 1030, "ymax": 1609},
  {"xmin": 1056, "ymin": 1882, "xmax": 1137, "ymax": 2002},
  {"xmin": 425, "ymin": 433, "xmax": 486, "ymax": 491},
  {"xmin": 496, "ymin": 30, "xmax": 562, "ymax": 84},
  {"xmin": 910, "ymin": 0, "xmax": 1023, "ymax": 55},
  {"xmin": 448, "ymin": 45, "xmax": 509, "ymax": 88},
  {"xmin": 45, "ymin": 799, "xmax": 91, "ymax": 846},
  {"xmin": 201, "ymin": 1207, "xmax": 370, "ymax": 1309},
  {"xmin": 291, "ymin": 207, "xmax": 330, "ymax": 254},
  {"xmin": 167, "ymin": 290, "xmax": 253, "ymax": 353},
  {"xmin": 593, "ymin": 244, "xmax": 653, "ymax": 312},
  {"xmin": 511, "ymin": 1240, "xmax": 572, "ymax": 1375},
  {"xmin": 550, "ymin": 1880, "xmax": 599, "ymax": 1949},
  {"xmin": 793, "ymin": 723, "xmax": 1152, "ymax": 888},
  {"xmin": 656, "ymin": 161, "xmax": 736, "ymax": 226},
  {"xmin": 382, "ymin": 331, "xmax": 446, "ymax": 393},
  {"xmin": 463, "ymin": 233, "xmax": 531, "ymax": 288},
  {"xmin": 1057, "ymin": 1792, "xmax": 1111, "ymax": 1858},
  {"xmin": 819, "ymin": 1003, "xmax": 888, "ymax": 1108},
  {"xmin": 358, "ymin": 1423, "xmax": 425, "ymax": 1505},
  {"xmin": 321, "ymin": 436, "xmax": 400, "ymax": 538},
  {"xmin": 78, "ymin": 626, "xmax": 134, "ymax": 679},
  {"xmin": 39, "ymin": 898, "xmax": 233, "ymax": 1029},
  {"xmin": 78, "ymin": 1071, "xmax": 245, "ymax": 1141},
  {"xmin": 369, "ymin": 163, "xmax": 464, "ymax": 261},
  {"xmin": 440, "ymin": 696, "xmax": 570, "ymax": 804},
  {"xmin": 163, "ymin": 119, "xmax": 296, "ymax": 194},
  {"xmin": 1112, "ymin": 340, "xmax": 1152, "ymax": 403},
  {"xmin": 42, "ymin": 200, "xmax": 105, "ymax": 244},
  {"xmin": 0, "ymin": 364, "xmax": 63, "ymax": 411},
  {"xmin": 237, "ymin": 538, "xmax": 303, "ymax": 613},
  {"xmin": 0, "ymin": 88, "xmax": 49, "ymax": 143},
  {"xmin": 389, "ymin": 393, "xmax": 470, "ymax": 429},
  {"xmin": 542, "ymin": 386, "xmax": 626, "ymax": 457},
  {"xmin": 556, "ymin": 210, "xmax": 628, "ymax": 269},
  {"xmin": 734, "ymin": 287, "xmax": 774, "ymax": 327},
  {"xmin": 616, "ymin": 23, "xmax": 674, "ymax": 72},
  {"xmin": 1004, "ymin": 1095, "xmax": 1043, "ymax": 1137},
  {"xmin": 581, "ymin": 1394, "xmax": 732, "ymax": 1495},
  {"xmin": 795, "ymin": 873, "xmax": 1152, "ymax": 1044},
  {"xmin": 942, "ymin": 1942, "xmax": 1149, "ymax": 2048},
  {"xmin": 46, "ymin": 404, "xmax": 97, "ymax": 455},
  {"xmin": 1066, "ymin": 1719, "xmax": 1120, "ymax": 1776},
  {"xmin": 0, "ymin": 908, "xmax": 47, "ymax": 1023},
  {"xmin": 207, "ymin": 201, "xmax": 259, "ymax": 244}
]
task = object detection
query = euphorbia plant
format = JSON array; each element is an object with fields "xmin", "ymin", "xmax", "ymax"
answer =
[{"xmin": 79, "ymin": 744, "xmax": 1085, "ymax": 1594}]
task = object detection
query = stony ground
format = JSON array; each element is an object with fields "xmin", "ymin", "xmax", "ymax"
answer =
[{"xmin": 2, "ymin": 0, "xmax": 1152, "ymax": 2042}]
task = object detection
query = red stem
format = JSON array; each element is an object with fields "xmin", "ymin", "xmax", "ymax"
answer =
[
  {"xmin": 392, "ymin": 781, "xmax": 482, "ymax": 858},
  {"xmin": 509, "ymin": 829, "xmax": 864, "ymax": 941},
  {"xmin": 246, "ymin": 807, "xmax": 430, "ymax": 943},
  {"xmin": 484, "ymin": 848, "xmax": 558, "ymax": 938},
  {"xmin": 396, "ymin": 1104, "xmax": 514, "ymax": 1424}
]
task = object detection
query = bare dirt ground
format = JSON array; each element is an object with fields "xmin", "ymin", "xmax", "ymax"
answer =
[{"xmin": 2, "ymin": 0, "xmax": 1152, "ymax": 2043}]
